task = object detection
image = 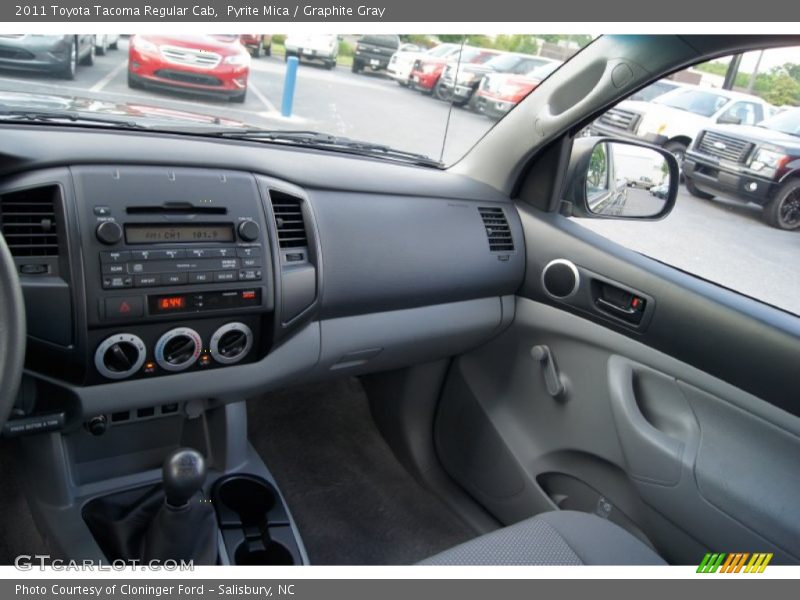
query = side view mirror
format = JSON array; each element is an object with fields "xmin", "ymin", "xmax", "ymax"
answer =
[
  {"xmin": 563, "ymin": 137, "xmax": 679, "ymax": 220},
  {"xmin": 717, "ymin": 113, "xmax": 743, "ymax": 125}
]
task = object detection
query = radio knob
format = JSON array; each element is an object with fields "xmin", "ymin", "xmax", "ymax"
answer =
[
  {"xmin": 96, "ymin": 221, "xmax": 123, "ymax": 245},
  {"xmin": 237, "ymin": 220, "xmax": 260, "ymax": 242}
]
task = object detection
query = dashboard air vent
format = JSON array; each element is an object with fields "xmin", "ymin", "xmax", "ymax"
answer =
[
  {"xmin": 478, "ymin": 207, "xmax": 514, "ymax": 252},
  {"xmin": 0, "ymin": 185, "xmax": 61, "ymax": 256},
  {"xmin": 270, "ymin": 191, "xmax": 308, "ymax": 248}
]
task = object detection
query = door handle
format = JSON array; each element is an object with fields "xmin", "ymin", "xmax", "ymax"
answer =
[{"xmin": 596, "ymin": 297, "xmax": 637, "ymax": 316}]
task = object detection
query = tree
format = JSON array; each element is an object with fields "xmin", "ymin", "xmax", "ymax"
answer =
[{"xmin": 764, "ymin": 73, "xmax": 800, "ymax": 106}]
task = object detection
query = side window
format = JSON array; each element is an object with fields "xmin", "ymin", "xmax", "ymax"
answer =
[
  {"xmin": 579, "ymin": 47, "xmax": 800, "ymax": 317},
  {"xmin": 719, "ymin": 101, "xmax": 759, "ymax": 125}
]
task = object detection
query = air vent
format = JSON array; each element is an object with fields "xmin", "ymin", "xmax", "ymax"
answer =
[
  {"xmin": 478, "ymin": 207, "xmax": 514, "ymax": 252},
  {"xmin": 270, "ymin": 191, "xmax": 308, "ymax": 248},
  {"xmin": 0, "ymin": 185, "xmax": 61, "ymax": 256}
]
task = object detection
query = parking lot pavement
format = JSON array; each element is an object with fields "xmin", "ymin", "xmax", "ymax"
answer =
[
  {"xmin": 0, "ymin": 38, "xmax": 796, "ymax": 315},
  {"xmin": 576, "ymin": 189, "xmax": 799, "ymax": 315}
]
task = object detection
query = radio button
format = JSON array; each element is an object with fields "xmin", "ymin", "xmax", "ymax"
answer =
[
  {"xmin": 188, "ymin": 248, "xmax": 211, "ymax": 259},
  {"xmin": 162, "ymin": 273, "xmax": 188, "ymax": 286},
  {"xmin": 102, "ymin": 263, "xmax": 126, "ymax": 275},
  {"xmin": 188, "ymin": 272, "xmax": 213, "ymax": 284},
  {"xmin": 151, "ymin": 249, "xmax": 186, "ymax": 260},
  {"xmin": 236, "ymin": 246, "xmax": 261, "ymax": 258},
  {"xmin": 131, "ymin": 250, "xmax": 153, "ymax": 261},
  {"xmin": 134, "ymin": 275, "xmax": 159, "ymax": 287},
  {"xmin": 239, "ymin": 269, "xmax": 262, "ymax": 281},
  {"xmin": 105, "ymin": 296, "xmax": 144, "ymax": 319},
  {"xmin": 240, "ymin": 257, "xmax": 262, "ymax": 268},
  {"xmin": 209, "ymin": 247, "xmax": 237, "ymax": 258},
  {"xmin": 214, "ymin": 271, "xmax": 238, "ymax": 283},
  {"xmin": 100, "ymin": 251, "xmax": 130, "ymax": 263},
  {"xmin": 102, "ymin": 275, "xmax": 133, "ymax": 289}
]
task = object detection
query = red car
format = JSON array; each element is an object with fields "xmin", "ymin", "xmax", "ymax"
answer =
[
  {"xmin": 128, "ymin": 34, "xmax": 251, "ymax": 103},
  {"xmin": 474, "ymin": 61, "xmax": 561, "ymax": 118},
  {"xmin": 409, "ymin": 46, "xmax": 500, "ymax": 94}
]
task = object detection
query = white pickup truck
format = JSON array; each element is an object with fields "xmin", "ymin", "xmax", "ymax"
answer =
[
  {"xmin": 592, "ymin": 85, "xmax": 775, "ymax": 166},
  {"xmin": 284, "ymin": 34, "xmax": 338, "ymax": 69}
]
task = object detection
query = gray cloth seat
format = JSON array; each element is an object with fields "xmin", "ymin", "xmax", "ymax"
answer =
[{"xmin": 420, "ymin": 510, "xmax": 666, "ymax": 565}]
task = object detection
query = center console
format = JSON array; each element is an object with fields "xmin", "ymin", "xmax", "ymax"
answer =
[{"xmin": 74, "ymin": 166, "xmax": 276, "ymax": 384}]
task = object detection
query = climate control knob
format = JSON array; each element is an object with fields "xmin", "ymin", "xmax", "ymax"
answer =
[
  {"xmin": 155, "ymin": 327, "xmax": 202, "ymax": 372},
  {"xmin": 96, "ymin": 221, "xmax": 123, "ymax": 245},
  {"xmin": 210, "ymin": 322, "xmax": 253, "ymax": 365},
  {"xmin": 237, "ymin": 220, "xmax": 260, "ymax": 242},
  {"xmin": 95, "ymin": 333, "xmax": 147, "ymax": 380}
]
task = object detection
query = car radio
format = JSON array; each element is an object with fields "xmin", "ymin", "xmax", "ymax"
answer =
[{"xmin": 73, "ymin": 166, "xmax": 275, "ymax": 329}]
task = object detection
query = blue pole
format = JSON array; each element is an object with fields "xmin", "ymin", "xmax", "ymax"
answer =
[{"xmin": 281, "ymin": 56, "xmax": 299, "ymax": 117}]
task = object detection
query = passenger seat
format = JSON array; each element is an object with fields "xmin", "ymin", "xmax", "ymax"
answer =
[{"xmin": 420, "ymin": 510, "xmax": 665, "ymax": 565}]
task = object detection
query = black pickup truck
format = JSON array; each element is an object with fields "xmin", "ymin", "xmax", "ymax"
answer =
[{"xmin": 684, "ymin": 107, "xmax": 800, "ymax": 230}]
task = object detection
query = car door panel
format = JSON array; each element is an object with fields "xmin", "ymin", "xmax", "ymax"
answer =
[
  {"xmin": 437, "ymin": 297, "xmax": 800, "ymax": 564},
  {"xmin": 434, "ymin": 203, "xmax": 800, "ymax": 564}
]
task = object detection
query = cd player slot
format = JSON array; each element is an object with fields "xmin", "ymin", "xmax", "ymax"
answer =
[{"xmin": 126, "ymin": 203, "xmax": 227, "ymax": 215}]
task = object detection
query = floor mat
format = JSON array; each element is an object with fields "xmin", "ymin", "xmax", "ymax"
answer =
[
  {"xmin": 0, "ymin": 440, "xmax": 52, "ymax": 564},
  {"xmin": 247, "ymin": 377, "xmax": 475, "ymax": 565}
]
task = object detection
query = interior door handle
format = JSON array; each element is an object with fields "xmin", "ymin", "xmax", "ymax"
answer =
[{"xmin": 596, "ymin": 297, "xmax": 636, "ymax": 316}]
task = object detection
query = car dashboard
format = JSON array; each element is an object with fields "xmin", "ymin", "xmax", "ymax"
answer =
[{"xmin": 0, "ymin": 124, "xmax": 525, "ymax": 432}]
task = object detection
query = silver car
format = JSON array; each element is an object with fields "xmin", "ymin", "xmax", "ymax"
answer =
[{"xmin": 0, "ymin": 34, "xmax": 95, "ymax": 80}]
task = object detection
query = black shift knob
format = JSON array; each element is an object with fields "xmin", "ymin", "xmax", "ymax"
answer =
[{"xmin": 162, "ymin": 448, "xmax": 206, "ymax": 508}]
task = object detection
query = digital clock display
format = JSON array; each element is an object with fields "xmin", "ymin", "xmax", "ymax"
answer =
[
  {"xmin": 125, "ymin": 223, "xmax": 235, "ymax": 244},
  {"xmin": 157, "ymin": 296, "xmax": 187, "ymax": 311}
]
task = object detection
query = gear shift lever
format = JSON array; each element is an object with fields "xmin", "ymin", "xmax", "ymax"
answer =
[
  {"xmin": 163, "ymin": 448, "xmax": 206, "ymax": 507},
  {"xmin": 142, "ymin": 448, "xmax": 218, "ymax": 564}
]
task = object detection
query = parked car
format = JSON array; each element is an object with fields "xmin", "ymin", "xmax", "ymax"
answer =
[
  {"xmin": 683, "ymin": 107, "xmax": 800, "ymax": 230},
  {"xmin": 352, "ymin": 34, "xmax": 400, "ymax": 73},
  {"xmin": 474, "ymin": 61, "xmax": 561, "ymax": 119},
  {"xmin": 409, "ymin": 46, "xmax": 501, "ymax": 95},
  {"xmin": 629, "ymin": 79, "xmax": 684, "ymax": 102},
  {"xmin": 0, "ymin": 34, "xmax": 95, "ymax": 80},
  {"xmin": 127, "ymin": 34, "xmax": 251, "ymax": 103},
  {"xmin": 435, "ymin": 53, "xmax": 558, "ymax": 106},
  {"xmin": 284, "ymin": 34, "xmax": 337, "ymax": 69},
  {"xmin": 649, "ymin": 182, "xmax": 670, "ymax": 199},
  {"xmin": 240, "ymin": 34, "xmax": 272, "ymax": 58},
  {"xmin": 388, "ymin": 43, "xmax": 459, "ymax": 86},
  {"xmin": 95, "ymin": 34, "xmax": 120, "ymax": 56},
  {"xmin": 591, "ymin": 85, "xmax": 775, "ymax": 168}
]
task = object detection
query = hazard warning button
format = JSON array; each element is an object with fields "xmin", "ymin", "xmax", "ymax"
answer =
[{"xmin": 105, "ymin": 296, "xmax": 144, "ymax": 319}]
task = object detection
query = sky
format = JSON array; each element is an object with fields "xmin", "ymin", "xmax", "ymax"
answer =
[{"xmin": 716, "ymin": 46, "xmax": 800, "ymax": 72}]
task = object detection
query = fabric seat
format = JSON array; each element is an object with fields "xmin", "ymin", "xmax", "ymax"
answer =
[{"xmin": 419, "ymin": 510, "xmax": 666, "ymax": 565}]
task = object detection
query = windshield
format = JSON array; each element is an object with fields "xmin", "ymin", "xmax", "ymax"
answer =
[
  {"xmin": 526, "ymin": 62, "xmax": 560, "ymax": 79},
  {"xmin": 653, "ymin": 89, "xmax": 730, "ymax": 116},
  {"xmin": 427, "ymin": 44, "xmax": 455, "ymax": 58},
  {"xmin": 759, "ymin": 108, "xmax": 800, "ymax": 136},
  {"xmin": 0, "ymin": 33, "xmax": 595, "ymax": 165},
  {"xmin": 483, "ymin": 53, "xmax": 524, "ymax": 71}
]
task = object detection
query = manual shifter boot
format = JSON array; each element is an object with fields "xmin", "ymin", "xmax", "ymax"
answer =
[{"xmin": 142, "ymin": 448, "xmax": 218, "ymax": 565}]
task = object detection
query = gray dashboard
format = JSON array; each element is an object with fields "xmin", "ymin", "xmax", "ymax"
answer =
[{"xmin": 0, "ymin": 124, "xmax": 525, "ymax": 422}]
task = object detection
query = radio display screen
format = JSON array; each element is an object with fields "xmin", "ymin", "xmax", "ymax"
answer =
[{"xmin": 125, "ymin": 223, "xmax": 235, "ymax": 244}]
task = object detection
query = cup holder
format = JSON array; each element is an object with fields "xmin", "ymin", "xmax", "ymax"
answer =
[
  {"xmin": 211, "ymin": 474, "xmax": 300, "ymax": 565},
  {"xmin": 217, "ymin": 476, "xmax": 276, "ymax": 527},
  {"xmin": 212, "ymin": 474, "xmax": 288, "ymax": 528},
  {"xmin": 234, "ymin": 540, "xmax": 294, "ymax": 566}
]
